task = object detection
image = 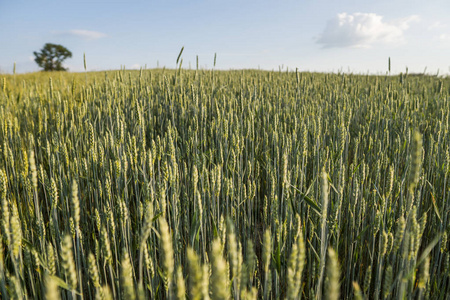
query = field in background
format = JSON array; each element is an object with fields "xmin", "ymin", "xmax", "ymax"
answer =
[{"xmin": 0, "ymin": 68, "xmax": 449, "ymax": 299}]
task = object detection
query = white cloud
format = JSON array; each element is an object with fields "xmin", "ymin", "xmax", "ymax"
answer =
[
  {"xmin": 54, "ymin": 29, "xmax": 107, "ymax": 40},
  {"xmin": 130, "ymin": 64, "xmax": 141, "ymax": 69},
  {"xmin": 428, "ymin": 21, "xmax": 447, "ymax": 30},
  {"xmin": 438, "ymin": 34, "xmax": 450, "ymax": 41},
  {"xmin": 317, "ymin": 13, "xmax": 419, "ymax": 48}
]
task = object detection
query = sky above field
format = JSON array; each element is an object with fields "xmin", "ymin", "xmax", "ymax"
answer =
[{"xmin": 1, "ymin": 0, "xmax": 450, "ymax": 75}]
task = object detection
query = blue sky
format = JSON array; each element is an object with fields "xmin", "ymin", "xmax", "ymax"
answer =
[{"xmin": 1, "ymin": 0, "xmax": 449, "ymax": 74}]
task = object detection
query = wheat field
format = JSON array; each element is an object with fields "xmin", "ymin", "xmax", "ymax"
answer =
[{"xmin": 0, "ymin": 68, "xmax": 449, "ymax": 299}]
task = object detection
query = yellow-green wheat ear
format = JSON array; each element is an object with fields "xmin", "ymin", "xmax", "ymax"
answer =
[
  {"xmin": 352, "ymin": 282, "xmax": 363, "ymax": 300},
  {"xmin": 159, "ymin": 218, "xmax": 174, "ymax": 294},
  {"xmin": 88, "ymin": 252, "xmax": 100, "ymax": 288},
  {"xmin": 61, "ymin": 234, "xmax": 77, "ymax": 291},
  {"xmin": 210, "ymin": 239, "xmax": 229, "ymax": 300},
  {"xmin": 187, "ymin": 248, "xmax": 202, "ymax": 300},
  {"xmin": 45, "ymin": 273, "xmax": 60, "ymax": 300},
  {"xmin": 175, "ymin": 266, "xmax": 186, "ymax": 300},
  {"xmin": 121, "ymin": 249, "xmax": 136, "ymax": 300},
  {"xmin": 325, "ymin": 248, "xmax": 340, "ymax": 300},
  {"xmin": 408, "ymin": 130, "xmax": 423, "ymax": 193}
]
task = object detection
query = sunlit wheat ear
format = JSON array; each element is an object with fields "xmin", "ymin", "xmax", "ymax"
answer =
[
  {"xmin": 187, "ymin": 248, "xmax": 202, "ymax": 300},
  {"xmin": 140, "ymin": 202, "xmax": 153, "ymax": 246},
  {"xmin": 408, "ymin": 130, "xmax": 422, "ymax": 193},
  {"xmin": 101, "ymin": 284, "xmax": 113, "ymax": 300},
  {"xmin": 393, "ymin": 217, "xmax": 406, "ymax": 252},
  {"xmin": 287, "ymin": 218, "xmax": 305, "ymax": 299},
  {"xmin": 47, "ymin": 243, "xmax": 56, "ymax": 276},
  {"xmin": 317, "ymin": 168, "xmax": 329, "ymax": 299},
  {"xmin": 201, "ymin": 264, "xmax": 210, "ymax": 300},
  {"xmin": 107, "ymin": 206, "xmax": 116, "ymax": 238},
  {"xmin": 441, "ymin": 232, "xmax": 448, "ymax": 253},
  {"xmin": 69, "ymin": 217, "xmax": 76, "ymax": 238},
  {"xmin": 0, "ymin": 237, "xmax": 3, "ymax": 289},
  {"xmin": 175, "ymin": 266, "xmax": 186, "ymax": 300},
  {"xmin": 287, "ymin": 240, "xmax": 299, "ymax": 299},
  {"xmin": 49, "ymin": 77, "xmax": 53, "ymax": 99},
  {"xmin": 159, "ymin": 218, "xmax": 174, "ymax": 293},
  {"xmin": 50, "ymin": 178, "xmax": 58, "ymax": 209},
  {"xmin": 263, "ymin": 230, "xmax": 271, "ymax": 274},
  {"xmin": 383, "ymin": 265, "xmax": 393, "ymax": 298},
  {"xmin": 352, "ymin": 282, "xmax": 363, "ymax": 300},
  {"xmin": 143, "ymin": 243, "xmax": 154, "ymax": 275},
  {"xmin": 263, "ymin": 230, "xmax": 272, "ymax": 299},
  {"xmin": 245, "ymin": 240, "xmax": 256, "ymax": 283},
  {"xmin": 10, "ymin": 202, "xmax": 23, "ymax": 261},
  {"xmin": 121, "ymin": 249, "xmax": 136, "ymax": 300},
  {"xmin": 71, "ymin": 180, "xmax": 80, "ymax": 231},
  {"xmin": 21, "ymin": 148, "xmax": 28, "ymax": 177},
  {"xmin": 227, "ymin": 219, "xmax": 240, "ymax": 296},
  {"xmin": 325, "ymin": 248, "xmax": 340, "ymax": 300},
  {"xmin": 95, "ymin": 208, "xmax": 101, "ymax": 233},
  {"xmin": 418, "ymin": 256, "xmax": 430, "ymax": 290},
  {"xmin": 61, "ymin": 234, "xmax": 77, "ymax": 291},
  {"xmin": 88, "ymin": 252, "xmax": 100, "ymax": 288},
  {"xmin": 101, "ymin": 227, "xmax": 112, "ymax": 265},
  {"xmin": 196, "ymin": 191, "xmax": 203, "ymax": 221},
  {"xmin": 8, "ymin": 274, "xmax": 23, "ymax": 299},
  {"xmin": 88, "ymin": 121, "xmax": 95, "ymax": 153},
  {"xmin": 0, "ymin": 169, "xmax": 10, "ymax": 245},
  {"xmin": 210, "ymin": 239, "xmax": 229, "ymax": 300},
  {"xmin": 45, "ymin": 273, "xmax": 60, "ymax": 300}
]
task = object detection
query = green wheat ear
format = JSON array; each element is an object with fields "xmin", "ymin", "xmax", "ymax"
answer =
[
  {"xmin": 325, "ymin": 248, "xmax": 340, "ymax": 300},
  {"xmin": 177, "ymin": 46, "xmax": 184, "ymax": 65},
  {"xmin": 175, "ymin": 266, "xmax": 186, "ymax": 300},
  {"xmin": 159, "ymin": 218, "xmax": 174, "ymax": 293},
  {"xmin": 121, "ymin": 249, "xmax": 136, "ymax": 300},
  {"xmin": 210, "ymin": 239, "xmax": 229, "ymax": 300},
  {"xmin": 88, "ymin": 252, "xmax": 100, "ymax": 288},
  {"xmin": 408, "ymin": 130, "xmax": 423, "ymax": 193},
  {"xmin": 61, "ymin": 234, "xmax": 77, "ymax": 291},
  {"xmin": 187, "ymin": 248, "xmax": 202, "ymax": 300},
  {"xmin": 45, "ymin": 274, "xmax": 60, "ymax": 300},
  {"xmin": 71, "ymin": 180, "xmax": 80, "ymax": 231}
]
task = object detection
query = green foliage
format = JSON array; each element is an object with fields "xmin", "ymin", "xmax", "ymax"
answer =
[
  {"xmin": 33, "ymin": 43, "xmax": 72, "ymax": 71},
  {"xmin": 0, "ymin": 68, "xmax": 449, "ymax": 299}
]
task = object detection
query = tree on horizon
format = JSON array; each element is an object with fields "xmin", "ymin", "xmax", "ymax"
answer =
[{"xmin": 33, "ymin": 43, "xmax": 72, "ymax": 71}]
